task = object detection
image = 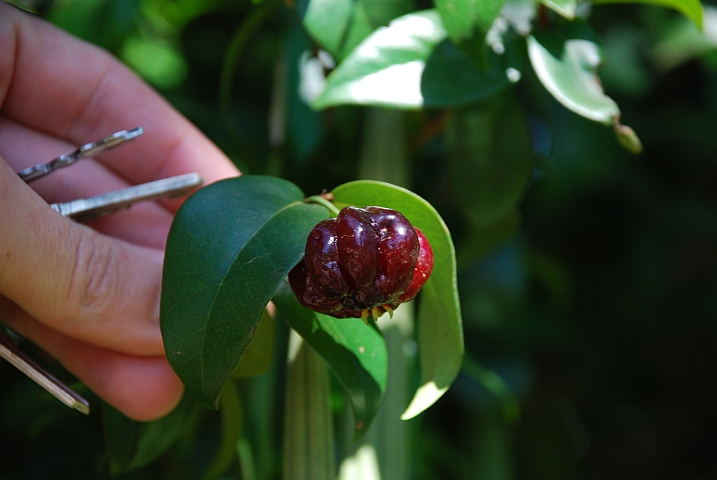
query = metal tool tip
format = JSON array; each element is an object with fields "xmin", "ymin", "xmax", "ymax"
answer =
[{"xmin": 126, "ymin": 127, "xmax": 144, "ymax": 139}]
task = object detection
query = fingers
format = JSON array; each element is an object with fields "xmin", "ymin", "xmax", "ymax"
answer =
[
  {"xmin": 2, "ymin": 313, "xmax": 184, "ymax": 421},
  {"xmin": 0, "ymin": 3, "xmax": 239, "ymax": 187},
  {"xmin": 0, "ymin": 117, "xmax": 175, "ymax": 248},
  {"xmin": 0, "ymin": 158, "xmax": 165, "ymax": 356}
]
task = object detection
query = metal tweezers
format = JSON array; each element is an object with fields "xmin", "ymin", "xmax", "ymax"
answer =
[{"xmin": 1, "ymin": 127, "xmax": 204, "ymax": 414}]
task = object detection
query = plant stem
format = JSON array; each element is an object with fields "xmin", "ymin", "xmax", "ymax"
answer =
[{"xmin": 306, "ymin": 195, "xmax": 340, "ymax": 217}]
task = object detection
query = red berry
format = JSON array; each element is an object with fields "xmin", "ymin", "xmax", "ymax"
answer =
[{"xmin": 288, "ymin": 206, "xmax": 433, "ymax": 321}]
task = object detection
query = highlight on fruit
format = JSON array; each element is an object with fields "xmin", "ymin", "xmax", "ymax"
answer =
[{"xmin": 288, "ymin": 205, "xmax": 434, "ymax": 323}]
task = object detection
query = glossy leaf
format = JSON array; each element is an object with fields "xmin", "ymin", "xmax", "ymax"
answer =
[
  {"xmin": 103, "ymin": 395, "xmax": 194, "ymax": 475},
  {"xmin": 282, "ymin": 333, "xmax": 335, "ymax": 480},
  {"xmin": 435, "ymin": 0, "xmax": 506, "ymax": 58},
  {"xmin": 273, "ymin": 282, "xmax": 388, "ymax": 438},
  {"xmin": 161, "ymin": 176, "xmax": 328, "ymax": 409},
  {"xmin": 331, "ymin": 181, "xmax": 463, "ymax": 419},
  {"xmin": 421, "ymin": 39, "xmax": 510, "ymax": 108},
  {"xmin": 592, "ymin": 0, "xmax": 704, "ymax": 28},
  {"xmin": 311, "ymin": 10, "xmax": 447, "ymax": 110},
  {"xmin": 444, "ymin": 92, "xmax": 533, "ymax": 226},
  {"xmin": 528, "ymin": 30, "xmax": 618, "ymax": 124},
  {"xmin": 542, "ymin": 0, "xmax": 578, "ymax": 19}
]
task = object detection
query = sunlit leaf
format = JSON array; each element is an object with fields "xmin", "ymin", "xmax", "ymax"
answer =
[
  {"xmin": 592, "ymin": 0, "xmax": 704, "ymax": 28},
  {"xmin": 528, "ymin": 29, "xmax": 618, "ymax": 124},
  {"xmin": 331, "ymin": 181, "xmax": 464, "ymax": 419},
  {"xmin": 311, "ymin": 10, "xmax": 447, "ymax": 109},
  {"xmin": 274, "ymin": 283, "xmax": 388, "ymax": 438},
  {"xmin": 435, "ymin": 0, "xmax": 506, "ymax": 59},
  {"xmin": 303, "ymin": 0, "xmax": 414, "ymax": 61},
  {"xmin": 542, "ymin": 0, "xmax": 577, "ymax": 19},
  {"xmin": 161, "ymin": 176, "xmax": 328, "ymax": 409}
]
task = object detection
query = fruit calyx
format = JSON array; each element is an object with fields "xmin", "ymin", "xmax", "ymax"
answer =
[{"xmin": 289, "ymin": 205, "xmax": 434, "ymax": 323}]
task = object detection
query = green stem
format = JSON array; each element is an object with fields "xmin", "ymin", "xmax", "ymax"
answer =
[{"xmin": 306, "ymin": 195, "xmax": 340, "ymax": 217}]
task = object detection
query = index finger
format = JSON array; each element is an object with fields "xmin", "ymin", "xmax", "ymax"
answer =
[{"xmin": 0, "ymin": 4, "xmax": 239, "ymax": 186}]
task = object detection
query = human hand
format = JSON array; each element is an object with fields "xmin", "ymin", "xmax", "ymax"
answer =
[{"xmin": 0, "ymin": 3, "xmax": 240, "ymax": 421}]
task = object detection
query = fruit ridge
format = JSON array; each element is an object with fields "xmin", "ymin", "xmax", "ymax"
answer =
[{"xmin": 289, "ymin": 206, "xmax": 434, "ymax": 323}]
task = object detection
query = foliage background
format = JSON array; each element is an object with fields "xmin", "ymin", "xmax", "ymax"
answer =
[{"xmin": 2, "ymin": 0, "xmax": 717, "ymax": 478}]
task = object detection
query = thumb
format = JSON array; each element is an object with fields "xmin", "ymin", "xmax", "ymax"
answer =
[{"xmin": 0, "ymin": 156, "xmax": 164, "ymax": 356}]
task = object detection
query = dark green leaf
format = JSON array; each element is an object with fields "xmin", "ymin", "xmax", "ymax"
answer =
[
  {"xmin": 200, "ymin": 382, "xmax": 243, "ymax": 480},
  {"xmin": 445, "ymin": 92, "xmax": 533, "ymax": 226},
  {"xmin": 592, "ymin": 0, "xmax": 704, "ymax": 28},
  {"xmin": 103, "ymin": 395, "xmax": 194, "ymax": 475},
  {"xmin": 161, "ymin": 176, "xmax": 328, "ymax": 409},
  {"xmin": 273, "ymin": 283, "xmax": 388, "ymax": 438},
  {"xmin": 331, "ymin": 181, "xmax": 463, "ymax": 419},
  {"xmin": 421, "ymin": 39, "xmax": 510, "ymax": 108},
  {"xmin": 311, "ymin": 10, "xmax": 447, "ymax": 110}
]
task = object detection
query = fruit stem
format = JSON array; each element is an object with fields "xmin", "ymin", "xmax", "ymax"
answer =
[{"xmin": 306, "ymin": 195, "xmax": 340, "ymax": 217}]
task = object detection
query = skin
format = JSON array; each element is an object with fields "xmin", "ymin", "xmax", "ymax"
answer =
[{"xmin": 0, "ymin": 3, "xmax": 240, "ymax": 421}]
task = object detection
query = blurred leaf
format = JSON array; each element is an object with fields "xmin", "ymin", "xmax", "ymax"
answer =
[
  {"xmin": 161, "ymin": 176, "xmax": 328, "ymax": 409},
  {"xmin": 592, "ymin": 0, "xmax": 704, "ymax": 28},
  {"xmin": 103, "ymin": 395, "xmax": 194, "ymax": 475},
  {"xmin": 542, "ymin": 0, "xmax": 577, "ymax": 19},
  {"xmin": 422, "ymin": 38, "xmax": 510, "ymax": 108},
  {"xmin": 331, "ymin": 181, "xmax": 464, "ymax": 419},
  {"xmin": 435, "ymin": 0, "xmax": 506, "ymax": 61},
  {"xmin": 232, "ymin": 309, "xmax": 275, "ymax": 379},
  {"xmin": 303, "ymin": 0, "xmax": 415, "ymax": 61},
  {"xmin": 273, "ymin": 283, "xmax": 388, "ymax": 438},
  {"xmin": 200, "ymin": 382, "xmax": 243, "ymax": 480},
  {"xmin": 652, "ymin": 10, "xmax": 716, "ymax": 71},
  {"xmin": 445, "ymin": 92, "xmax": 533, "ymax": 226},
  {"xmin": 311, "ymin": 10, "xmax": 447, "ymax": 109},
  {"xmin": 528, "ymin": 29, "xmax": 619, "ymax": 125},
  {"xmin": 357, "ymin": 108, "xmax": 410, "ymax": 187},
  {"xmin": 282, "ymin": 333, "xmax": 335, "ymax": 480},
  {"xmin": 46, "ymin": 0, "xmax": 139, "ymax": 52},
  {"xmin": 121, "ymin": 34, "xmax": 188, "ymax": 89}
]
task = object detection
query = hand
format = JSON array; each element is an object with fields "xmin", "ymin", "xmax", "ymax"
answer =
[{"xmin": 0, "ymin": 4, "xmax": 240, "ymax": 421}]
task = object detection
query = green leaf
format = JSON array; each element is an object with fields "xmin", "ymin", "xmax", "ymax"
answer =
[
  {"xmin": 331, "ymin": 181, "xmax": 464, "ymax": 420},
  {"xmin": 281, "ymin": 333, "xmax": 335, "ymax": 480},
  {"xmin": 435, "ymin": 0, "xmax": 507, "ymax": 58},
  {"xmin": 311, "ymin": 10, "xmax": 448, "ymax": 110},
  {"xmin": 273, "ymin": 283, "xmax": 388, "ymax": 438},
  {"xmin": 231, "ymin": 309, "xmax": 275, "ymax": 379},
  {"xmin": 445, "ymin": 92, "xmax": 533, "ymax": 226},
  {"xmin": 528, "ymin": 29, "xmax": 619, "ymax": 124},
  {"xmin": 421, "ymin": 39, "xmax": 510, "ymax": 108},
  {"xmin": 200, "ymin": 382, "xmax": 243, "ymax": 480},
  {"xmin": 592, "ymin": 0, "xmax": 704, "ymax": 28},
  {"xmin": 542, "ymin": 0, "xmax": 578, "ymax": 19},
  {"xmin": 103, "ymin": 395, "xmax": 194, "ymax": 475},
  {"xmin": 161, "ymin": 176, "xmax": 328, "ymax": 409},
  {"xmin": 302, "ymin": 0, "xmax": 415, "ymax": 61}
]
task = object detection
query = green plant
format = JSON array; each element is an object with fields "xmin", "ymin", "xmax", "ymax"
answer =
[{"xmin": 2, "ymin": 0, "xmax": 716, "ymax": 479}]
